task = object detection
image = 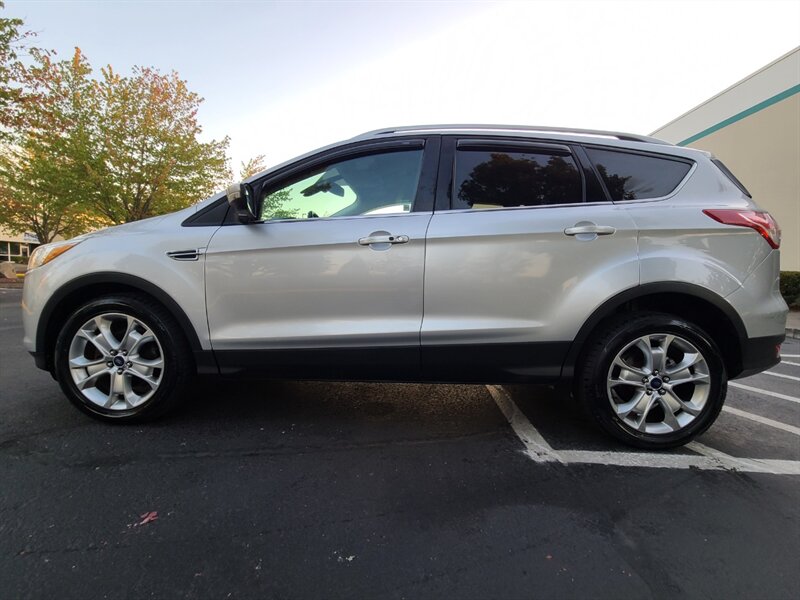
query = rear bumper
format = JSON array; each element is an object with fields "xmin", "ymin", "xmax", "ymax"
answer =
[{"xmin": 735, "ymin": 334, "xmax": 784, "ymax": 379}]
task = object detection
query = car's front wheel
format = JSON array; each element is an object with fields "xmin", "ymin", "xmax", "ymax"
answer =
[
  {"xmin": 54, "ymin": 294, "xmax": 192, "ymax": 422},
  {"xmin": 577, "ymin": 312, "xmax": 727, "ymax": 449}
]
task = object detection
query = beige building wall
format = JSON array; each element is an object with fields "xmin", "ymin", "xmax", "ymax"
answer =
[
  {"xmin": 687, "ymin": 94, "xmax": 799, "ymax": 271},
  {"xmin": 653, "ymin": 47, "xmax": 799, "ymax": 272},
  {"xmin": 0, "ymin": 225, "xmax": 40, "ymax": 263},
  {"xmin": 0, "ymin": 226, "xmax": 38, "ymax": 243}
]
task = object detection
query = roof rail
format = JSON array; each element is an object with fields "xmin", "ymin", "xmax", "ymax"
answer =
[{"xmin": 351, "ymin": 124, "xmax": 671, "ymax": 145}]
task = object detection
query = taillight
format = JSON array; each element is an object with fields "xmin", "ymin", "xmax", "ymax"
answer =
[{"xmin": 703, "ymin": 209, "xmax": 781, "ymax": 249}]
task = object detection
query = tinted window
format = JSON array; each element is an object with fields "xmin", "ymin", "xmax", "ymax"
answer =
[
  {"xmin": 452, "ymin": 149, "xmax": 582, "ymax": 209},
  {"xmin": 586, "ymin": 148, "xmax": 692, "ymax": 201},
  {"xmin": 259, "ymin": 150, "xmax": 423, "ymax": 221}
]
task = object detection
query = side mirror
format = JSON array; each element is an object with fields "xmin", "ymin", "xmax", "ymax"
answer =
[{"xmin": 226, "ymin": 182, "xmax": 259, "ymax": 224}]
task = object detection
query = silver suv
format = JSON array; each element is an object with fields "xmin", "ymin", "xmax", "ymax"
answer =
[{"xmin": 22, "ymin": 125, "xmax": 788, "ymax": 448}]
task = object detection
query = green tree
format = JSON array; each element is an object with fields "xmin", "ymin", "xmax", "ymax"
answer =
[
  {"xmin": 0, "ymin": 1, "xmax": 32, "ymax": 141},
  {"xmin": 0, "ymin": 48, "xmax": 101, "ymax": 243},
  {"xmin": 1, "ymin": 32, "xmax": 232, "ymax": 239},
  {"xmin": 84, "ymin": 66, "xmax": 231, "ymax": 223}
]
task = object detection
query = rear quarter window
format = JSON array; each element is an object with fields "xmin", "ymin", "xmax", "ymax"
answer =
[{"xmin": 586, "ymin": 148, "xmax": 692, "ymax": 201}]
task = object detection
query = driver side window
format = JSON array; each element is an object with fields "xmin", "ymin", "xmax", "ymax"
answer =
[{"xmin": 259, "ymin": 149, "xmax": 423, "ymax": 221}]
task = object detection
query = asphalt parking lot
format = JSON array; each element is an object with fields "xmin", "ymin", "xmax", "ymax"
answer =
[{"xmin": 1, "ymin": 287, "xmax": 798, "ymax": 599}]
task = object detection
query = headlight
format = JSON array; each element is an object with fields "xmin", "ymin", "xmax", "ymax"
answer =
[{"xmin": 28, "ymin": 240, "xmax": 81, "ymax": 270}]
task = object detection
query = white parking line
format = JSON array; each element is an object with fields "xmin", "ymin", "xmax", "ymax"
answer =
[
  {"xmin": 764, "ymin": 370, "xmax": 800, "ymax": 382},
  {"xmin": 722, "ymin": 406, "xmax": 800, "ymax": 436},
  {"xmin": 781, "ymin": 354, "xmax": 800, "ymax": 358},
  {"xmin": 488, "ymin": 385, "xmax": 800, "ymax": 475},
  {"xmin": 686, "ymin": 442, "xmax": 800, "ymax": 475},
  {"xmin": 486, "ymin": 385, "xmax": 562, "ymax": 463},
  {"xmin": 781, "ymin": 361, "xmax": 800, "ymax": 367},
  {"xmin": 729, "ymin": 382, "xmax": 800, "ymax": 404},
  {"xmin": 558, "ymin": 449, "xmax": 799, "ymax": 474}
]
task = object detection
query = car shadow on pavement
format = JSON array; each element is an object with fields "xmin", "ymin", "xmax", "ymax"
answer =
[{"xmin": 161, "ymin": 377, "xmax": 513, "ymax": 445}]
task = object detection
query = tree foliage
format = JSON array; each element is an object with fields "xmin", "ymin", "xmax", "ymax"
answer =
[
  {"xmin": 0, "ymin": 48, "xmax": 104, "ymax": 243},
  {"xmin": 239, "ymin": 154, "xmax": 267, "ymax": 180},
  {"xmin": 84, "ymin": 66, "xmax": 231, "ymax": 223},
  {"xmin": 0, "ymin": 1, "xmax": 31, "ymax": 140},
  {"xmin": 0, "ymin": 6, "xmax": 231, "ymax": 241}
]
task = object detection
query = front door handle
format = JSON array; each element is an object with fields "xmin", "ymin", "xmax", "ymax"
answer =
[
  {"xmin": 564, "ymin": 225, "xmax": 616, "ymax": 236},
  {"xmin": 358, "ymin": 234, "xmax": 409, "ymax": 246}
]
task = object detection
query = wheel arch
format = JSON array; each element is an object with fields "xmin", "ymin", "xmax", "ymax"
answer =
[
  {"xmin": 563, "ymin": 283, "xmax": 747, "ymax": 380},
  {"xmin": 38, "ymin": 272, "xmax": 215, "ymax": 375}
]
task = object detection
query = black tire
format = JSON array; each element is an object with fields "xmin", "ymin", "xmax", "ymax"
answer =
[
  {"xmin": 54, "ymin": 293, "xmax": 193, "ymax": 423},
  {"xmin": 576, "ymin": 311, "xmax": 727, "ymax": 449}
]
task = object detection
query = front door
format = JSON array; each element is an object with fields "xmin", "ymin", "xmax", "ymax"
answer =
[{"xmin": 205, "ymin": 143, "xmax": 436, "ymax": 378}]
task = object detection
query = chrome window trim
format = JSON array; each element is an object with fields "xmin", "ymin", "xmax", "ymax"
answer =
[{"xmin": 435, "ymin": 201, "xmax": 617, "ymax": 215}]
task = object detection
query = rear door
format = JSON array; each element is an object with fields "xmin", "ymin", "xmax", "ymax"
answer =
[
  {"xmin": 205, "ymin": 138, "xmax": 439, "ymax": 378},
  {"xmin": 421, "ymin": 137, "xmax": 639, "ymax": 381}
]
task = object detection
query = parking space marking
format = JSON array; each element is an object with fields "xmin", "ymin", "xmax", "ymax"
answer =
[
  {"xmin": 729, "ymin": 382, "xmax": 800, "ymax": 404},
  {"xmin": 722, "ymin": 406, "xmax": 800, "ymax": 436},
  {"xmin": 486, "ymin": 385, "xmax": 562, "ymax": 463},
  {"xmin": 781, "ymin": 360, "xmax": 800, "ymax": 367},
  {"xmin": 685, "ymin": 442, "xmax": 800, "ymax": 475},
  {"xmin": 489, "ymin": 385, "xmax": 800, "ymax": 475},
  {"xmin": 558, "ymin": 449, "xmax": 800, "ymax": 474},
  {"xmin": 764, "ymin": 370, "xmax": 800, "ymax": 382},
  {"xmin": 557, "ymin": 449, "xmax": 712, "ymax": 469},
  {"xmin": 781, "ymin": 354, "xmax": 800, "ymax": 358}
]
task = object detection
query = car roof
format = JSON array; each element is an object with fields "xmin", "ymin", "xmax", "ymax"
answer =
[
  {"xmin": 350, "ymin": 124, "xmax": 671, "ymax": 146},
  {"xmin": 235, "ymin": 124, "xmax": 707, "ymax": 191}
]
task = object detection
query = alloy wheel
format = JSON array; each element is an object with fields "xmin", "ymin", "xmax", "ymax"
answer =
[
  {"xmin": 606, "ymin": 333, "xmax": 711, "ymax": 435},
  {"xmin": 67, "ymin": 312, "xmax": 165, "ymax": 410}
]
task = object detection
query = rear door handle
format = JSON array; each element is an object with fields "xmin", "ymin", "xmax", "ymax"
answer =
[
  {"xmin": 358, "ymin": 234, "xmax": 409, "ymax": 246},
  {"xmin": 564, "ymin": 225, "xmax": 616, "ymax": 236}
]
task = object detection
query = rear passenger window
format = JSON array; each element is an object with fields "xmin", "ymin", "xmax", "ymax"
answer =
[
  {"xmin": 452, "ymin": 149, "xmax": 583, "ymax": 210},
  {"xmin": 586, "ymin": 148, "xmax": 692, "ymax": 201}
]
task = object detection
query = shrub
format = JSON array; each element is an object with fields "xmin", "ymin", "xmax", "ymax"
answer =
[{"xmin": 780, "ymin": 271, "xmax": 800, "ymax": 309}]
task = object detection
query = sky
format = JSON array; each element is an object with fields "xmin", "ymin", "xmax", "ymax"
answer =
[{"xmin": 5, "ymin": 0, "xmax": 800, "ymax": 173}]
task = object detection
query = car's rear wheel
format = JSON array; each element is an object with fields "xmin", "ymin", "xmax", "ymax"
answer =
[
  {"xmin": 54, "ymin": 294, "xmax": 192, "ymax": 422},
  {"xmin": 576, "ymin": 312, "xmax": 726, "ymax": 449}
]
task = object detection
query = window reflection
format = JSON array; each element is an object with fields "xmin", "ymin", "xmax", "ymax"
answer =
[
  {"xmin": 260, "ymin": 150, "xmax": 423, "ymax": 221},
  {"xmin": 454, "ymin": 150, "xmax": 582, "ymax": 209}
]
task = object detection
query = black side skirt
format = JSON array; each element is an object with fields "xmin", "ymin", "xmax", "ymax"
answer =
[{"xmin": 213, "ymin": 341, "xmax": 570, "ymax": 384}]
